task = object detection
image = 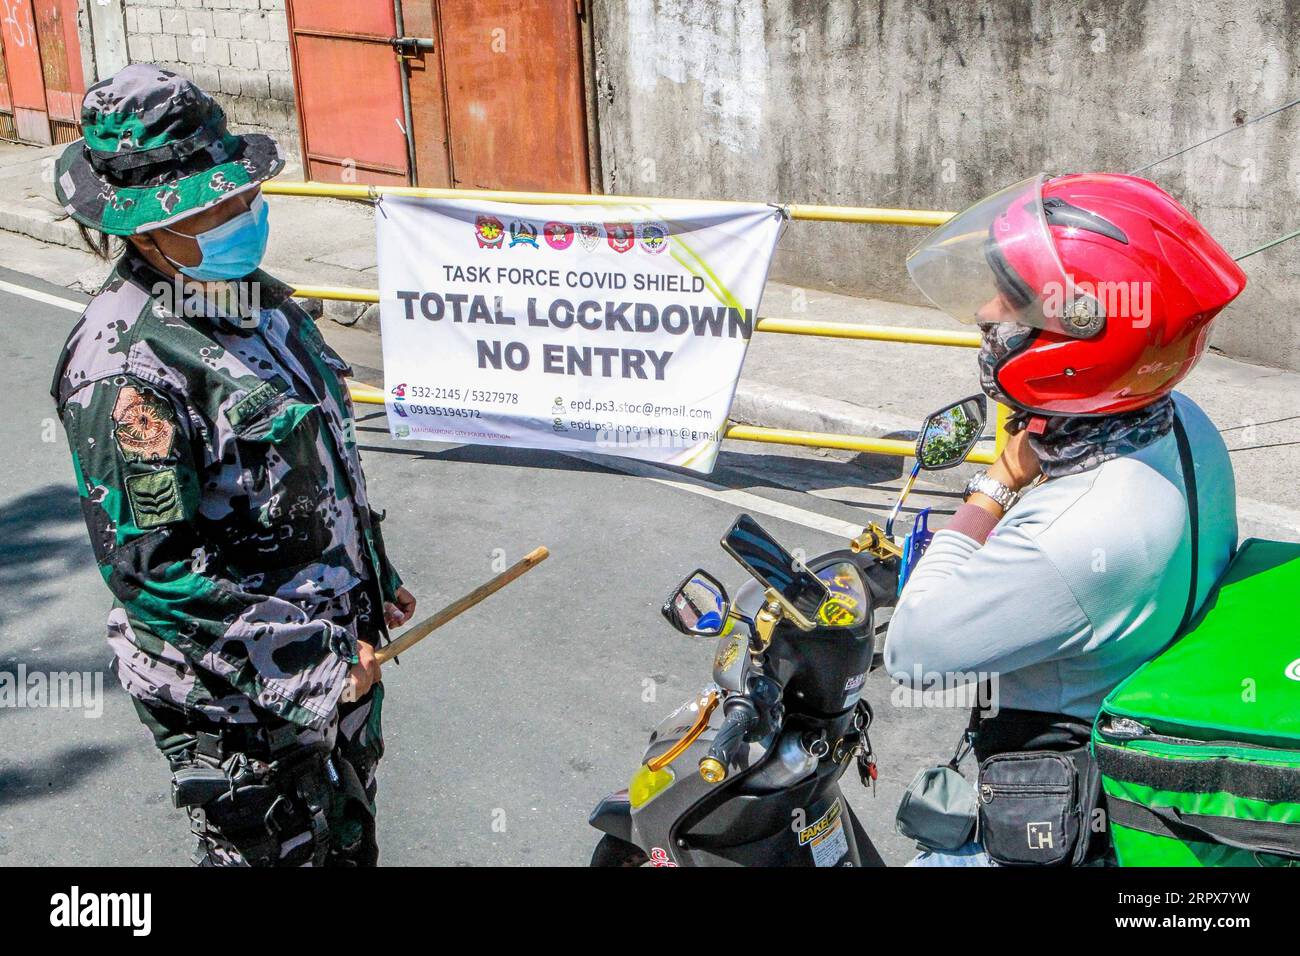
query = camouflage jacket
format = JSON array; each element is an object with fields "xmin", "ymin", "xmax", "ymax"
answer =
[{"xmin": 53, "ymin": 251, "xmax": 402, "ymax": 731}]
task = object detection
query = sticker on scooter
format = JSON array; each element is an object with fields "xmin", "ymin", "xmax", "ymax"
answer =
[
  {"xmin": 648, "ymin": 847, "xmax": 678, "ymax": 867},
  {"xmin": 799, "ymin": 799, "xmax": 849, "ymax": 867},
  {"xmin": 842, "ymin": 670, "xmax": 867, "ymax": 709},
  {"xmin": 715, "ymin": 635, "xmax": 743, "ymax": 671}
]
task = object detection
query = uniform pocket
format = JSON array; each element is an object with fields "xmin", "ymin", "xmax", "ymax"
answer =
[{"xmin": 220, "ymin": 381, "xmax": 337, "ymax": 576}]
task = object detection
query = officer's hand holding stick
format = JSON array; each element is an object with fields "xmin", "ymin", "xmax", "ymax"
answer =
[{"xmin": 342, "ymin": 546, "xmax": 550, "ymax": 703}]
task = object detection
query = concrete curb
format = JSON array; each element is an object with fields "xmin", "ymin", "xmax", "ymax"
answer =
[{"xmin": 0, "ymin": 201, "xmax": 80, "ymax": 248}]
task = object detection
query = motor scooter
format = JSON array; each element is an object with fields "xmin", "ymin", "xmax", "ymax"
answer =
[{"xmin": 588, "ymin": 395, "xmax": 988, "ymax": 866}]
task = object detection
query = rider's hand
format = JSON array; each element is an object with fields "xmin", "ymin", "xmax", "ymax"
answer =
[
  {"xmin": 988, "ymin": 429, "xmax": 1042, "ymax": 492},
  {"xmin": 384, "ymin": 586, "xmax": 417, "ymax": 629},
  {"xmin": 346, "ymin": 639, "xmax": 382, "ymax": 700}
]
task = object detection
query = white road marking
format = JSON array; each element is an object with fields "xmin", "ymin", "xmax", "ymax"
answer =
[
  {"xmin": 0, "ymin": 278, "xmax": 85, "ymax": 313},
  {"xmin": 567, "ymin": 452, "xmax": 867, "ymax": 540},
  {"xmin": 1, "ymin": 273, "xmax": 872, "ymax": 541}
]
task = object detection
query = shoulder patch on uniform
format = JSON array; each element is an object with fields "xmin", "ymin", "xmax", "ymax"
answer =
[
  {"xmin": 126, "ymin": 469, "xmax": 184, "ymax": 528},
  {"xmin": 227, "ymin": 377, "xmax": 287, "ymax": 431},
  {"xmin": 112, "ymin": 384, "xmax": 176, "ymax": 462}
]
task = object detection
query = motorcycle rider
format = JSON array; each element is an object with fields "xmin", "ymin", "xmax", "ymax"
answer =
[{"xmin": 884, "ymin": 174, "xmax": 1246, "ymax": 865}]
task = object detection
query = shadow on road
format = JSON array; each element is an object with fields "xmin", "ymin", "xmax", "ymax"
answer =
[
  {"xmin": 0, "ymin": 482, "xmax": 92, "ymax": 632},
  {"xmin": 0, "ymin": 742, "xmax": 126, "ymax": 810}
]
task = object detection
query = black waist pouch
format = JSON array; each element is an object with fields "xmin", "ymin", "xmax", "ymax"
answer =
[{"xmin": 973, "ymin": 708, "xmax": 1104, "ymax": 867}]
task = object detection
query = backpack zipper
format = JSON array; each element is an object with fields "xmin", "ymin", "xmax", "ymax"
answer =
[
  {"xmin": 1099, "ymin": 717, "xmax": 1300, "ymax": 759},
  {"xmin": 979, "ymin": 781, "xmax": 1072, "ymax": 803}
]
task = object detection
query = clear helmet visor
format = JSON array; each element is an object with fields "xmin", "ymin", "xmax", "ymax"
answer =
[{"xmin": 906, "ymin": 175, "xmax": 1098, "ymax": 338}]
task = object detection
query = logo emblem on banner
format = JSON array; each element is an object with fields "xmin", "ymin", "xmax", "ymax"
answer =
[
  {"xmin": 544, "ymin": 221, "xmax": 575, "ymax": 250},
  {"xmin": 475, "ymin": 215, "xmax": 504, "ymax": 249},
  {"xmin": 606, "ymin": 222, "xmax": 635, "ymax": 254},
  {"xmin": 638, "ymin": 220, "xmax": 670, "ymax": 255},
  {"xmin": 577, "ymin": 222, "xmax": 602, "ymax": 250},
  {"xmin": 509, "ymin": 220, "xmax": 539, "ymax": 248}
]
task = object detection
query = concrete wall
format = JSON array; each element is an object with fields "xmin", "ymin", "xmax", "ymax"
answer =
[
  {"xmin": 116, "ymin": 0, "xmax": 298, "ymax": 155},
  {"xmin": 592, "ymin": 0, "xmax": 1300, "ymax": 371}
]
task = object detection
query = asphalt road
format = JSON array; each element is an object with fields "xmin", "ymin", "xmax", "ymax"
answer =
[{"xmin": 0, "ymin": 264, "xmax": 971, "ymax": 866}]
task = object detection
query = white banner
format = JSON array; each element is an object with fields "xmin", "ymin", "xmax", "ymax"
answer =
[{"xmin": 375, "ymin": 196, "xmax": 784, "ymax": 473}]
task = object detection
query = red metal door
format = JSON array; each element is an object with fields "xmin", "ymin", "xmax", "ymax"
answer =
[
  {"xmin": 434, "ymin": 0, "xmax": 590, "ymax": 192},
  {"xmin": 0, "ymin": 0, "xmax": 48, "ymax": 143},
  {"xmin": 34, "ymin": 0, "xmax": 84, "ymax": 143},
  {"xmin": 286, "ymin": 0, "xmax": 411, "ymax": 186},
  {"xmin": 0, "ymin": 0, "xmax": 83, "ymax": 146},
  {"xmin": 0, "ymin": 22, "xmax": 13, "ymax": 141}
]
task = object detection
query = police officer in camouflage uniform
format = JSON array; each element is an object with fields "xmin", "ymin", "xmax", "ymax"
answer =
[{"xmin": 51, "ymin": 64, "xmax": 416, "ymax": 866}]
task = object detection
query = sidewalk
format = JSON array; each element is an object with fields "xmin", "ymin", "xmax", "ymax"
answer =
[{"xmin": 4, "ymin": 140, "xmax": 1298, "ymax": 540}]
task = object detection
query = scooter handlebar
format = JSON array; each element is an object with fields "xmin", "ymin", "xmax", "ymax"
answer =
[{"xmin": 699, "ymin": 696, "xmax": 759, "ymax": 784}]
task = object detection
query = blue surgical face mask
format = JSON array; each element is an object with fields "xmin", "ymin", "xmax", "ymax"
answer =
[{"xmin": 162, "ymin": 193, "xmax": 270, "ymax": 281}]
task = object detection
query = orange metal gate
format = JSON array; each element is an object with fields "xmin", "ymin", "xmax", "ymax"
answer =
[
  {"xmin": 0, "ymin": 0, "xmax": 84, "ymax": 145},
  {"xmin": 435, "ymin": 0, "xmax": 589, "ymax": 192},
  {"xmin": 286, "ymin": 1, "xmax": 590, "ymax": 192},
  {"xmin": 286, "ymin": 0, "xmax": 411, "ymax": 185}
]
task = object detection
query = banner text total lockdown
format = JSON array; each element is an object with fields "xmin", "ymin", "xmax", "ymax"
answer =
[{"xmin": 394, "ymin": 291, "xmax": 754, "ymax": 339}]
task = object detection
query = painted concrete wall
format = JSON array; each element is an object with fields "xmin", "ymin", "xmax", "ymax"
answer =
[
  {"xmin": 116, "ymin": 0, "xmax": 298, "ymax": 154},
  {"xmin": 592, "ymin": 0, "xmax": 1300, "ymax": 371}
]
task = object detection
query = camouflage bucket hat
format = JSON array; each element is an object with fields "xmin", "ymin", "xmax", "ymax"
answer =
[{"xmin": 54, "ymin": 64, "xmax": 285, "ymax": 237}]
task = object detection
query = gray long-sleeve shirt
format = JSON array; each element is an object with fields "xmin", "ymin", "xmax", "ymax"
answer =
[{"xmin": 884, "ymin": 393, "xmax": 1237, "ymax": 719}]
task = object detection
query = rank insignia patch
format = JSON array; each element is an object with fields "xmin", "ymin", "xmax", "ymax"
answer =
[
  {"xmin": 126, "ymin": 469, "xmax": 184, "ymax": 528},
  {"xmin": 112, "ymin": 385, "xmax": 176, "ymax": 462}
]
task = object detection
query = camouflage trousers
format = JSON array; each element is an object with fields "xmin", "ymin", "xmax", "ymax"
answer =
[{"xmin": 134, "ymin": 683, "xmax": 385, "ymax": 867}]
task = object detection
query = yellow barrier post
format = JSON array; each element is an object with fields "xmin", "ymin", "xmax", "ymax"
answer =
[{"xmin": 995, "ymin": 400, "xmax": 1013, "ymax": 458}]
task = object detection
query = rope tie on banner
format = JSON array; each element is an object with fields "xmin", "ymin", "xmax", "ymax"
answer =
[
  {"xmin": 1128, "ymin": 94, "xmax": 1300, "ymax": 260},
  {"xmin": 1234, "ymin": 226, "xmax": 1300, "ymax": 262},
  {"xmin": 1129, "ymin": 95, "xmax": 1300, "ymax": 175}
]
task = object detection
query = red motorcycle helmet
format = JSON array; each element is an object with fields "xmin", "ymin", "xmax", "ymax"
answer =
[{"xmin": 907, "ymin": 174, "xmax": 1246, "ymax": 416}]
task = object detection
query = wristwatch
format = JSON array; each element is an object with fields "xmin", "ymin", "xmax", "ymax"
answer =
[{"xmin": 964, "ymin": 471, "xmax": 1020, "ymax": 511}]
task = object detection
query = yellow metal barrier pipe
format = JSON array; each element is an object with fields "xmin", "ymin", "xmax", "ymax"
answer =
[
  {"xmin": 294, "ymin": 284, "xmax": 380, "ymax": 304},
  {"xmin": 754, "ymin": 317, "xmax": 981, "ymax": 348},
  {"xmin": 994, "ymin": 399, "xmax": 1012, "ymax": 458},
  {"xmin": 263, "ymin": 180, "xmax": 954, "ymax": 228},
  {"xmin": 350, "ymin": 382, "xmax": 387, "ymax": 404}
]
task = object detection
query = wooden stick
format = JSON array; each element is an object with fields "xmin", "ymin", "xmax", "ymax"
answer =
[{"xmin": 341, "ymin": 547, "xmax": 549, "ymax": 701}]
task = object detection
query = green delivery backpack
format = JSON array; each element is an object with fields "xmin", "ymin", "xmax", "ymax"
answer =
[{"xmin": 1092, "ymin": 537, "xmax": 1300, "ymax": 866}]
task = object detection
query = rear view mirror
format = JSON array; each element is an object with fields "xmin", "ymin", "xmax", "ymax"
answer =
[
  {"xmin": 916, "ymin": 394, "xmax": 987, "ymax": 470},
  {"xmin": 662, "ymin": 570, "xmax": 731, "ymax": 637}
]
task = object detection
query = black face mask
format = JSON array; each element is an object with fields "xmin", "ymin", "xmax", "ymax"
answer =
[
  {"xmin": 976, "ymin": 322, "xmax": 1176, "ymax": 478},
  {"xmin": 977, "ymin": 322, "xmax": 1033, "ymax": 412}
]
